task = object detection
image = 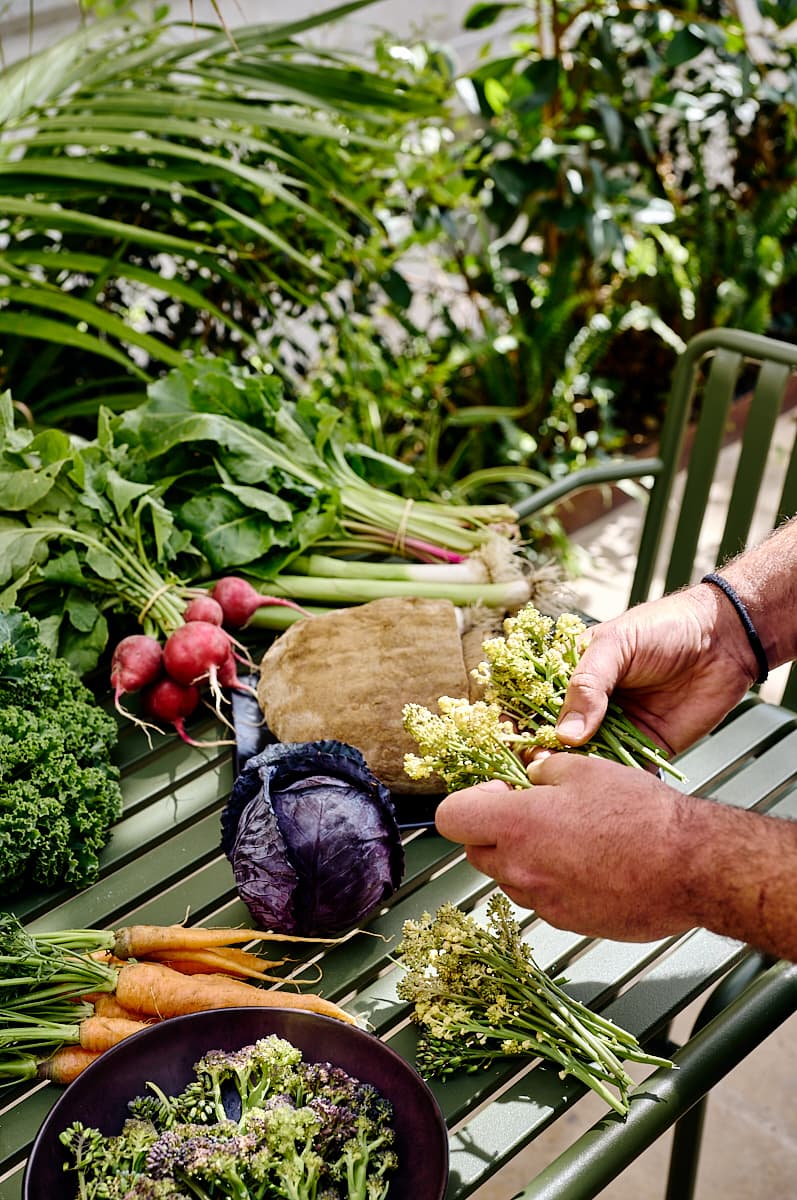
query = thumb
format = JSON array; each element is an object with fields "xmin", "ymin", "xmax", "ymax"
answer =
[
  {"xmin": 556, "ymin": 656, "xmax": 615, "ymax": 745},
  {"xmin": 444, "ymin": 778, "xmax": 512, "ymax": 802}
]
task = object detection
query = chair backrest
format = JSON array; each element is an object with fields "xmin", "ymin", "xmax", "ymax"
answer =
[
  {"xmin": 513, "ymin": 325, "xmax": 797, "ymax": 707},
  {"xmin": 630, "ymin": 327, "xmax": 797, "ymax": 601},
  {"xmin": 628, "ymin": 327, "xmax": 797, "ymax": 707}
]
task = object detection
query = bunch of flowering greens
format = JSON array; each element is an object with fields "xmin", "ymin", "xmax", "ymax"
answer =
[
  {"xmin": 395, "ymin": 896, "xmax": 672, "ymax": 1116},
  {"xmin": 402, "ymin": 603, "xmax": 683, "ymax": 790},
  {"xmin": 60, "ymin": 1034, "xmax": 398, "ymax": 1199},
  {"xmin": 402, "ymin": 697, "xmax": 533, "ymax": 790}
]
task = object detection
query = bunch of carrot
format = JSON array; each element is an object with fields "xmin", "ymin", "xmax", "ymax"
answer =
[{"xmin": 0, "ymin": 916, "xmax": 354, "ymax": 1086}]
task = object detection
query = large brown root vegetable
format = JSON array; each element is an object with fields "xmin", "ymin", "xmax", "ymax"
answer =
[{"xmin": 257, "ymin": 597, "xmax": 479, "ymax": 792}]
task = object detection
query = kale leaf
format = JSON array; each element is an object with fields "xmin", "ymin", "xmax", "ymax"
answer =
[{"xmin": 0, "ymin": 608, "xmax": 122, "ymax": 896}]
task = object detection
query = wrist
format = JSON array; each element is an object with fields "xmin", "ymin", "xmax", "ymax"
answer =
[
  {"xmin": 712, "ymin": 518, "xmax": 797, "ymax": 673},
  {"xmin": 700, "ymin": 573, "xmax": 769, "ymax": 686},
  {"xmin": 689, "ymin": 582, "xmax": 763, "ymax": 689}
]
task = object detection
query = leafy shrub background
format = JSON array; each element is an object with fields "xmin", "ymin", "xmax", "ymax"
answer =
[
  {"xmin": 0, "ymin": 4, "xmax": 456, "ymax": 425},
  {"xmin": 2, "ymin": 0, "xmax": 797, "ymax": 505},
  {"xmin": 313, "ymin": 0, "xmax": 797, "ymax": 505}
]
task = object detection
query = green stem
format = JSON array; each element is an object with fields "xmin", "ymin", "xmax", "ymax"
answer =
[
  {"xmin": 260, "ymin": 572, "xmax": 531, "ymax": 608},
  {"xmin": 24, "ymin": 522, "xmax": 185, "ymax": 636},
  {"xmin": 28, "ymin": 930, "xmax": 115, "ymax": 953},
  {"xmin": 0, "ymin": 1020, "xmax": 80, "ymax": 1047},
  {"xmin": 0, "ymin": 1051, "xmax": 39, "ymax": 1082},
  {"xmin": 291, "ymin": 553, "xmax": 489, "ymax": 583}
]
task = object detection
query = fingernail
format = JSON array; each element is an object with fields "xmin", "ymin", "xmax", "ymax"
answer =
[
  {"xmin": 525, "ymin": 754, "xmax": 548, "ymax": 781},
  {"xmin": 556, "ymin": 713, "xmax": 585, "ymax": 741}
]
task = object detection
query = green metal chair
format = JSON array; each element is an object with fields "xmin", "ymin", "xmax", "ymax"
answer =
[
  {"xmin": 514, "ymin": 326, "xmax": 797, "ymax": 707},
  {"xmin": 514, "ymin": 327, "xmax": 797, "ymax": 1198}
]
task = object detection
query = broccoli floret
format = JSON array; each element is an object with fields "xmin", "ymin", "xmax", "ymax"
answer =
[
  {"xmin": 330, "ymin": 1099, "xmax": 397, "ymax": 1200},
  {"xmin": 326, "ymin": 1089, "xmax": 396, "ymax": 1200},
  {"xmin": 0, "ymin": 608, "xmax": 122, "ymax": 896},
  {"xmin": 60, "ymin": 1119, "xmax": 161, "ymax": 1199},
  {"xmin": 253, "ymin": 1103, "xmax": 325, "ymax": 1198},
  {"xmin": 190, "ymin": 1035, "xmax": 305, "ymax": 1120},
  {"xmin": 298, "ymin": 1063, "xmax": 397, "ymax": 1199},
  {"xmin": 145, "ymin": 1120, "xmax": 240, "ymax": 1176},
  {"xmin": 120, "ymin": 1182, "xmax": 190, "ymax": 1199},
  {"xmin": 131, "ymin": 1078, "xmax": 219, "ymax": 1129}
]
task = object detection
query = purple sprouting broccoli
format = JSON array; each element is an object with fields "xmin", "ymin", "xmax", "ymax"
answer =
[
  {"xmin": 300, "ymin": 1061, "xmax": 398, "ymax": 1198},
  {"xmin": 60, "ymin": 1117, "xmax": 159, "ymax": 1193},
  {"xmin": 192, "ymin": 1036, "xmax": 305, "ymax": 1119},
  {"xmin": 60, "ymin": 1035, "xmax": 399, "ymax": 1200},
  {"xmin": 119, "ymin": 1180, "xmax": 189, "ymax": 1199}
]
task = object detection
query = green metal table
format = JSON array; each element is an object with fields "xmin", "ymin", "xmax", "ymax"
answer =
[{"xmin": 3, "ymin": 693, "xmax": 797, "ymax": 1200}]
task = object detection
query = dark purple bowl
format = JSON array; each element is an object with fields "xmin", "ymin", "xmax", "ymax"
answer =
[{"xmin": 23, "ymin": 1007, "xmax": 449, "ymax": 1200}]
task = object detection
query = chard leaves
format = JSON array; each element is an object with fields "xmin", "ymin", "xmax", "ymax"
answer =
[
  {"xmin": 115, "ymin": 358, "xmax": 346, "ymax": 576},
  {"xmin": 0, "ymin": 393, "xmax": 189, "ymax": 671},
  {"xmin": 177, "ymin": 484, "xmax": 337, "ymax": 574}
]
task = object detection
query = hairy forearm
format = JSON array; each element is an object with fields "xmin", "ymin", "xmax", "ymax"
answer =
[{"xmin": 682, "ymin": 799, "xmax": 797, "ymax": 961}]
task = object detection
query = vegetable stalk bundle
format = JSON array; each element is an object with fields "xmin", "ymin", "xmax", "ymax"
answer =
[
  {"xmin": 396, "ymin": 895, "xmax": 672, "ymax": 1115},
  {"xmin": 1, "ymin": 359, "xmax": 537, "ymax": 673}
]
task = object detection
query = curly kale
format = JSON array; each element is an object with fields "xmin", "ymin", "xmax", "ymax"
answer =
[
  {"xmin": 61, "ymin": 1035, "xmax": 399, "ymax": 1200},
  {"xmin": 0, "ymin": 608, "xmax": 122, "ymax": 895}
]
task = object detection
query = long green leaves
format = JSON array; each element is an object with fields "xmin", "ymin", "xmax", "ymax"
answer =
[{"xmin": 0, "ymin": 6, "xmax": 447, "ymax": 422}]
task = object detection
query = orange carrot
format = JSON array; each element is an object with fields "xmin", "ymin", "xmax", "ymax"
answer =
[
  {"xmin": 78, "ymin": 1014, "xmax": 151, "ymax": 1053},
  {"xmin": 79, "ymin": 989, "xmax": 116, "ymax": 1005},
  {"xmin": 189, "ymin": 945, "xmax": 287, "ymax": 972},
  {"xmin": 146, "ymin": 948, "xmax": 286, "ymax": 980},
  {"xmin": 148, "ymin": 953, "xmax": 321, "ymax": 986},
  {"xmin": 114, "ymin": 961, "xmax": 356, "ymax": 1024},
  {"xmin": 88, "ymin": 949, "xmax": 127, "ymax": 965},
  {"xmin": 91, "ymin": 993, "xmax": 155, "ymax": 1021},
  {"xmin": 112, "ymin": 924, "xmax": 341, "ymax": 959},
  {"xmin": 36, "ymin": 1046, "xmax": 103, "ymax": 1084}
]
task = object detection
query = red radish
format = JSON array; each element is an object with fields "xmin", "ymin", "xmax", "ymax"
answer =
[
  {"xmin": 210, "ymin": 576, "xmax": 308, "ymax": 629},
  {"xmin": 140, "ymin": 676, "xmax": 231, "ymax": 747},
  {"xmin": 110, "ymin": 634, "xmax": 163, "ymax": 716},
  {"xmin": 218, "ymin": 650, "xmax": 259, "ymax": 700},
  {"xmin": 183, "ymin": 595, "xmax": 224, "ymax": 625},
  {"xmin": 142, "ymin": 676, "xmax": 200, "ymax": 731},
  {"xmin": 162, "ymin": 621, "xmax": 232, "ymax": 688}
]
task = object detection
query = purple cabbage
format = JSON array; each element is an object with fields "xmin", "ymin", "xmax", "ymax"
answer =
[{"xmin": 220, "ymin": 740, "xmax": 404, "ymax": 936}]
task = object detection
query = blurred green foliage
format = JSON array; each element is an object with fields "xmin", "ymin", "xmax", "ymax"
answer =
[{"xmin": 3, "ymin": 1, "xmax": 797, "ymax": 512}]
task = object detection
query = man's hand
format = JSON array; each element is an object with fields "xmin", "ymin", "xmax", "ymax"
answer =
[
  {"xmin": 434, "ymin": 753, "xmax": 797, "ymax": 960},
  {"xmin": 555, "ymin": 588, "xmax": 754, "ymax": 754},
  {"xmin": 434, "ymin": 758, "xmax": 699, "ymax": 941}
]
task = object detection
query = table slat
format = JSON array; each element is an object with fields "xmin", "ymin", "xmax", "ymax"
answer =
[{"xmin": 3, "ymin": 696, "xmax": 797, "ymax": 1200}]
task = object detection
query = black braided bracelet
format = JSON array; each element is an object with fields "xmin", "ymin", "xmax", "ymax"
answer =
[{"xmin": 701, "ymin": 571, "xmax": 769, "ymax": 685}]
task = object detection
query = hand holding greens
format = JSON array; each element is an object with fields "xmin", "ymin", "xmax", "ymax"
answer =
[
  {"xmin": 403, "ymin": 603, "xmax": 684, "ymax": 790},
  {"xmin": 396, "ymin": 896, "xmax": 672, "ymax": 1116}
]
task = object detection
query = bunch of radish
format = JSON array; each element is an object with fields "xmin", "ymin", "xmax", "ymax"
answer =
[{"xmin": 110, "ymin": 577, "xmax": 307, "ymax": 745}]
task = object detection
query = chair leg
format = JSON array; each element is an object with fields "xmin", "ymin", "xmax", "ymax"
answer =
[
  {"xmin": 664, "ymin": 952, "xmax": 770, "ymax": 1200},
  {"xmin": 664, "ymin": 1096, "xmax": 707, "ymax": 1200}
]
